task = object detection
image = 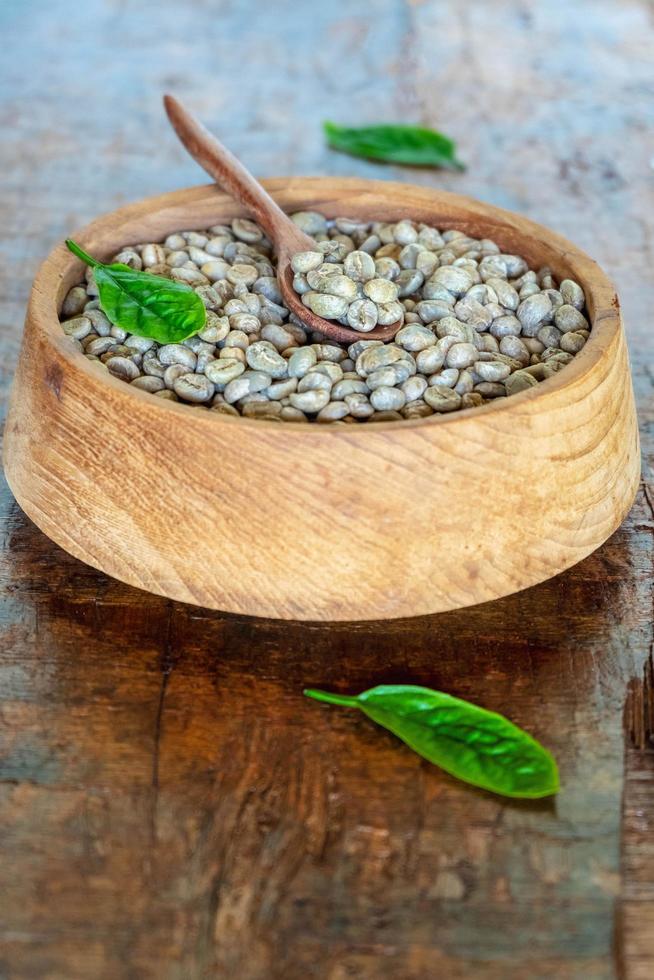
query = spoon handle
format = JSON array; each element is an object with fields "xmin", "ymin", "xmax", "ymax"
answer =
[{"xmin": 164, "ymin": 95, "xmax": 306, "ymax": 253}]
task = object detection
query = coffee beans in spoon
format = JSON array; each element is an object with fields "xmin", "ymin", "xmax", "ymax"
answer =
[{"xmin": 60, "ymin": 213, "xmax": 590, "ymax": 424}]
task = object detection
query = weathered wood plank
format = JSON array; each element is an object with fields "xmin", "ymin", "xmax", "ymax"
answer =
[{"xmin": 1, "ymin": 478, "xmax": 652, "ymax": 978}]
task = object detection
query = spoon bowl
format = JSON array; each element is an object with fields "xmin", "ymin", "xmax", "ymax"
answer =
[{"xmin": 163, "ymin": 95, "xmax": 401, "ymax": 344}]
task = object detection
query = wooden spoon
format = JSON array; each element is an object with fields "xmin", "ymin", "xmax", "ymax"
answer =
[{"xmin": 163, "ymin": 95, "xmax": 401, "ymax": 345}]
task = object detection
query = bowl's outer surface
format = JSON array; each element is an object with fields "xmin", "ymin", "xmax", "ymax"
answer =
[{"xmin": 3, "ymin": 179, "xmax": 640, "ymax": 621}]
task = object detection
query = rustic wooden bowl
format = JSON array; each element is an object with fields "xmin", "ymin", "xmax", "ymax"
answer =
[{"xmin": 3, "ymin": 178, "xmax": 640, "ymax": 621}]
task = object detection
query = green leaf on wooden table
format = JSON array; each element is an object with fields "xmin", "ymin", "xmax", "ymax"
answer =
[
  {"xmin": 65, "ymin": 239, "xmax": 206, "ymax": 343},
  {"xmin": 304, "ymin": 685, "xmax": 559, "ymax": 799},
  {"xmin": 323, "ymin": 122, "xmax": 465, "ymax": 171}
]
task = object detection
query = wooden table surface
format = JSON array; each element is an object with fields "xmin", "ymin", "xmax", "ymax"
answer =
[{"xmin": 1, "ymin": 2, "xmax": 653, "ymax": 978}]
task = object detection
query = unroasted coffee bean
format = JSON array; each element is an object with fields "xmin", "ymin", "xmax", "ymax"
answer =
[
  {"xmin": 131, "ymin": 375, "xmax": 165, "ymax": 393},
  {"xmin": 436, "ymin": 318, "xmax": 477, "ymax": 344},
  {"xmin": 473, "ymin": 360, "xmax": 511, "ymax": 382},
  {"xmin": 499, "ymin": 335, "xmax": 530, "ymax": 364},
  {"xmin": 280, "ymin": 405, "xmax": 308, "ymax": 422},
  {"xmin": 429, "ymin": 367, "xmax": 459, "ymax": 388},
  {"xmin": 445, "ymin": 343, "xmax": 478, "ymax": 369},
  {"xmin": 316, "ymin": 401, "xmax": 349, "ymax": 422},
  {"xmin": 266, "ymin": 378, "xmax": 298, "ymax": 399},
  {"xmin": 537, "ymin": 324, "xmax": 562, "ymax": 349},
  {"xmin": 85, "ymin": 309, "xmax": 113, "ymax": 335},
  {"xmin": 377, "ymin": 300, "xmax": 404, "ymax": 325},
  {"xmin": 291, "ymin": 211, "xmax": 328, "ymax": 235},
  {"xmin": 312, "ymin": 361, "xmax": 343, "ymax": 383},
  {"xmin": 411, "ymin": 344, "xmax": 443, "ymax": 375},
  {"xmin": 354, "ymin": 344, "xmax": 407, "ymax": 376},
  {"xmin": 332, "ymin": 378, "xmax": 368, "ymax": 399},
  {"xmin": 454, "ymin": 297, "xmax": 492, "ymax": 331},
  {"xmin": 554, "ymin": 304, "xmax": 589, "ymax": 333},
  {"xmin": 344, "ymin": 250, "xmax": 376, "ymax": 282},
  {"xmin": 415, "ymin": 299, "xmax": 453, "ymax": 323},
  {"xmin": 486, "ymin": 277, "xmax": 519, "ymax": 311},
  {"xmin": 367, "ymin": 364, "xmax": 411, "ymax": 389},
  {"xmin": 106, "ymin": 356, "xmax": 140, "ymax": 381},
  {"xmin": 142, "ymin": 243, "xmax": 166, "ymax": 267},
  {"xmin": 61, "ymin": 286, "xmax": 88, "ymax": 318},
  {"xmin": 316, "ymin": 274, "xmax": 358, "ymax": 300},
  {"xmin": 289, "ymin": 389, "xmax": 330, "ymax": 413},
  {"xmin": 242, "ymin": 401, "xmax": 282, "ymax": 419},
  {"xmin": 363, "ymin": 278, "xmax": 399, "ymax": 304},
  {"xmin": 454, "ymin": 369, "xmax": 474, "ymax": 395},
  {"xmin": 560, "ymin": 331, "xmax": 587, "ymax": 354},
  {"xmin": 478, "ymin": 333, "xmax": 500, "ymax": 354},
  {"xmin": 370, "ymin": 386, "xmax": 406, "ymax": 412},
  {"xmin": 304, "ymin": 292, "xmax": 349, "ymax": 319},
  {"xmin": 424, "ymin": 387, "xmax": 462, "ymax": 412},
  {"xmin": 473, "ymin": 381, "xmax": 505, "ymax": 398},
  {"xmin": 396, "ymin": 269, "xmax": 424, "ymax": 296},
  {"xmin": 298, "ymin": 371, "xmax": 332, "ymax": 393},
  {"xmin": 62, "ymin": 315, "xmax": 92, "ymax": 340},
  {"xmin": 401, "ymin": 375, "xmax": 428, "ymax": 402},
  {"xmin": 142, "ymin": 354, "xmax": 166, "ymax": 378},
  {"xmin": 224, "ymin": 371, "xmax": 272, "ymax": 404},
  {"xmin": 430, "ymin": 266, "xmax": 474, "ymax": 297},
  {"xmin": 85, "ymin": 335, "xmax": 115, "ymax": 356},
  {"xmin": 505, "ymin": 370, "xmax": 539, "ymax": 395},
  {"xmin": 395, "ymin": 324, "xmax": 436, "ymax": 352},
  {"xmin": 246, "ymin": 342, "xmax": 288, "ymax": 379},
  {"xmin": 315, "ymin": 343, "xmax": 347, "ymax": 363},
  {"xmin": 163, "ymin": 363, "xmax": 190, "ymax": 389},
  {"xmin": 205, "ymin": 359, "xmax": 246, "ymax": 387},
  {"xmin": 345, "ymin": 392, "xmax": 374, "ymax": 418},
  {"xmin": 159, "ymin": 344, "xmax": 197, "ymax": 370},
  {"xmin": 288, "ymin": 347, "xmax": 317, "ymax": 378},
  {"xmin": 490, "ymin": 314, "xmax": 522, "ymax": 339},
  {"xmin": 290, "ymin": 251, "xmax": 324, "ymax": 275},
  {"xmin": 173, "ymin": 373, "xmax": 215, "ymax": 403},
  {"xmin": 461, "ymin": 391, "xmax": 484, "ymax": 409},
  {"xmin": 516, "ymin": 293, "xmax": 553, "ymax": 335},
  {"xmin": 369, "ymin": 410, "xmax": 403, "ymax": 422},
  {"xmin": 261, "ymin": 323, "xmax": 296, "ymax": 351},
  {"xmin": 559, "ymin": 279, "xmax": 585, "ymax": 310},
  {"xmin": 347, "ymin": 299, "xmax": 378, "ymax": 332}
]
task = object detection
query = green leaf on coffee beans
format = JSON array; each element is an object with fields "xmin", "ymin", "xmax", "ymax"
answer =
[
  {"xmin": 65, "ymin": 239, "xmax": 206, "ymax": 343},
  {"xmin": 323, "ymin": 122, "xmax": 465, "ymax": 171},
  {"xmin": 304, "ymin": 685, "xmax": 559, "ymax": 799}
]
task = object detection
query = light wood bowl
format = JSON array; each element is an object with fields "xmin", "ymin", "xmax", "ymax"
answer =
[{"xmin": 3, "ymin": 179, "xmax": 640, "ymax": 621}]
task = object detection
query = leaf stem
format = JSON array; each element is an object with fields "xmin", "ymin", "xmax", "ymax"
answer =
[
  {"xmin": 303, "ymin": 688, "xmax": 359, "ymax": 708},
  {"xmin": 65, "ymin": 239, "xmax": 100, "ymax": 268}
]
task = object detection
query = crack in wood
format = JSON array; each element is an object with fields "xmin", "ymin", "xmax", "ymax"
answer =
[
  {"xmin": 624, "ymin": 483, "xmax": 654, "ymax": 752},
  {"xmin": 624, "ymin": 651, "xmax": 654, "ymax": 750},
  {"xmin": 149, "ymin": 599, "xmax": 175, "ymax": 847}
]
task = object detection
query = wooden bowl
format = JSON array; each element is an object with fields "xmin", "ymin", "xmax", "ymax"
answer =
[{"xmin": 3, "ymin": 178, "xmax": 640, "ymax": 621}]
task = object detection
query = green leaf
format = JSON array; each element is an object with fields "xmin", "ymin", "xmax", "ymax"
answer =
[
  {"xmin": 323, "ymin": 122, "xmax": 465, "ymax": 171},
  {"xmin": 65, "ymin": 239, "xmax": 206, "ymax": 343},
  {"xmin": 304, "ymin": 685, "xmax": 559, "ymax": 799}
]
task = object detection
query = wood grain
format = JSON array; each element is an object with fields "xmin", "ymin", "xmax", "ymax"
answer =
[
  {"xmin": 0, "ymin": 1, "xmax": 653, "ymax": 977},
  {"xmin": 3, "ymin": 179, "xmax": 640, "ymax": 621}
]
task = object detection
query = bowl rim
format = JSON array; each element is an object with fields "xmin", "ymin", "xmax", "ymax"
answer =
[{"xmin": 33, "ymin": 177, "xmax": 621, "ymax": 437}]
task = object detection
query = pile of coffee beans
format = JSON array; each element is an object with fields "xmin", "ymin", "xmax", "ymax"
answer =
[{"xmin": 60, "ymin": 212, "xmax": 589, "ymax": 423}]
